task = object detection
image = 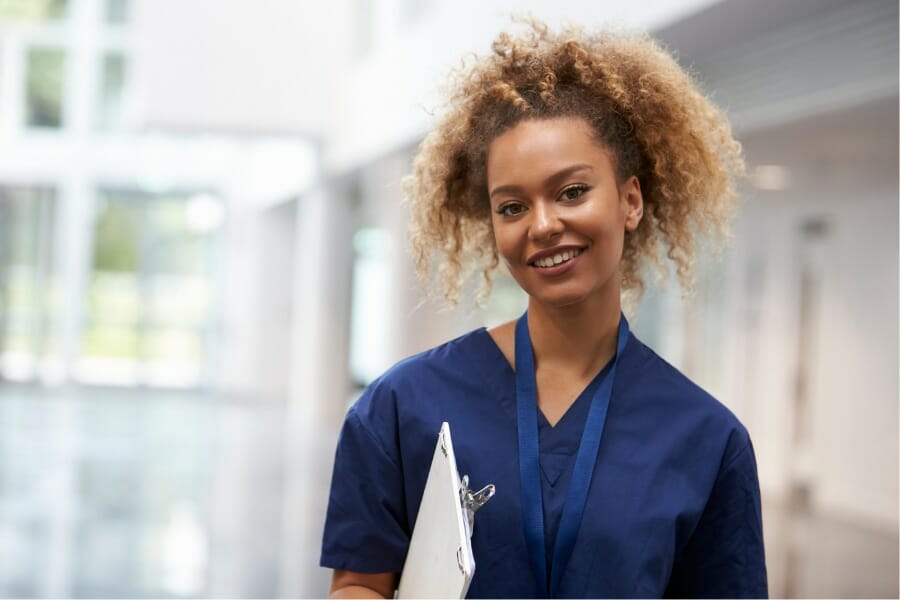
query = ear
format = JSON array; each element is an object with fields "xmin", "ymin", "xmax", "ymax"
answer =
[{"xmin": 621, "ymin": 175, "xmax": 644, "ymax": 232}]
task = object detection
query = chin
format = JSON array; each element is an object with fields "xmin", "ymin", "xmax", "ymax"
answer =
[
  {"xmin": 522, "ymin": 277, "xmax": 621, "ymax": 311},
  {"xmin": 528, "ymin": 289, "xmax": 592, "ymax": 309}
]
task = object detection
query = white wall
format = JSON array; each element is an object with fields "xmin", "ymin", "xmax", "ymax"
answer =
[
  {"xmin": 810, "ymin": 188, "xmax": 897, "ymax": 526},
  {"xmin": 134, "ymin": 0, "xmax": 355, "ymax": 137},
  {"xmin": 729, "ymin": 186, "xmax": 898, "ymax": 528},
  {"xmin": 722, "ymin": 93, "xmax": 899, "ymax": 527}
]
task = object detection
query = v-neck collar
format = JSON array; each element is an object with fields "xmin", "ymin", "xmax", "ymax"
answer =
[
  {"xmin": 472, "ymin": 326, "xmax": 614, "ymax": 438},
  {"xmin": 537, "ymin": 359, "xmax": 613, "ymax": 431},
  {"xmin": 537, "ymin": 359, "xmax": 613, "ymax": 457}
]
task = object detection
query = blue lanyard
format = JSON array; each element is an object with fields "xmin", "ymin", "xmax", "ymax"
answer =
[{"xmin": 515, "ymin": 312, "xmax": 629, "ymax": 597}]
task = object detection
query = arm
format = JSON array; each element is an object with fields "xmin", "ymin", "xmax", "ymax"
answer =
[
  {"xmin": 321, "ymin": 403, "xmax": 410, "ymax": 593},
  {"xmin": 329, "ymin": 570, "xmax": 399, "ymax": 599},
  {"xmin": 664, "ymin": 438, "xmax": 768, "ymax": 599}
]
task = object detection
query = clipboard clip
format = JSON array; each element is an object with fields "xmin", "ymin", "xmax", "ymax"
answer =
[{"xmin": 459, "ymin": 474, "xmax": 495, "ymax": 534}]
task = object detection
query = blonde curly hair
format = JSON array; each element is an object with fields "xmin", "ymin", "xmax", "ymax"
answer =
[{"xmin": 405, "ymin": 20, "xmax": 744, "ymax": 306}]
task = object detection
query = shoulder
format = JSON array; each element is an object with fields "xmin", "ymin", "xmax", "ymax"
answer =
[
  {"xmin": 348, "ymin": 326, "xmax": 494, "ymax": 433},
  {"xmin": 378, "ymin": 326, "xmax": 492, "ymax": 390},
  {"xmin": 620, "ymin": 332, "xmax": 751, "ymax": 459}
]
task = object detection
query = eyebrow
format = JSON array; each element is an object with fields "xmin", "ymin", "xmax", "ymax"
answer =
[{"xmin": 489, "ymin": 164, "xmax": 595, "ymax": 199}]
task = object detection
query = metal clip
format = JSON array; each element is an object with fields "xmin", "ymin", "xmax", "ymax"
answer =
[{"xmin": 459, "ymin": 474, "xmax": 495, "ymax": 535}]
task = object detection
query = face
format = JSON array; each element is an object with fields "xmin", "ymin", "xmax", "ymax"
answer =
[{"xmin": 486, "ymin": 117, "xmax": 643, "ymax": 309}]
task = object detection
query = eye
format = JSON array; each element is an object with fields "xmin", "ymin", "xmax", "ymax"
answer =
[
  {"xmin": 560, "ymin": 184, "xmax": 590, "ymax": 201},
  {"xmin": 496, "ymin": 202, "xmax": 526, "ymax": 217}
]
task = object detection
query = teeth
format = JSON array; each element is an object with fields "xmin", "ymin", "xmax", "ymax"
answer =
[{"xmin": 534, "ymin": 248, "xmax": 582, "ymax": 268}]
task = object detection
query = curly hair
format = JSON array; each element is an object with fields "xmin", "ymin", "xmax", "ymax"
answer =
[{"xmin": 405, "ymin": 20, "xmax": 744, "ymax": 306}]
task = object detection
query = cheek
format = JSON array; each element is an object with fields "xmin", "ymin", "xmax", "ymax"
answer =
[
  {"xmin": 594, "ymin": 202, "xmax": 628, "ymax": 236},
  {"xmin": 494, "ymin": 236, "xmax": 516, "ymax": 266},
  {"xmin": 490, "ymin": 221, "xmax": 517, "ymax": 262}
]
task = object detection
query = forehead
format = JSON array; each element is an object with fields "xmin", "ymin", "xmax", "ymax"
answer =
[{"xmin": 486, "ymin": 117, "xmax": 615, "ymax": 186}]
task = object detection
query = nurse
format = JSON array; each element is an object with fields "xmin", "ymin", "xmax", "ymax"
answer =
[{"xmin": 321, "ymin": 21, "xmax": 767, "ymax": 599}]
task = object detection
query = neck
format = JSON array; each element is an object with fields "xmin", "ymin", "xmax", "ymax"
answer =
[{"xmin": 526, "ymin": 291, "xmax": 622, "ymax": 380}]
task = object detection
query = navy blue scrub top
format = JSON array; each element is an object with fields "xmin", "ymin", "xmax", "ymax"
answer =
[{"xmin": 320, "ymin": 327, "xmax": 768, "ymax": 598}]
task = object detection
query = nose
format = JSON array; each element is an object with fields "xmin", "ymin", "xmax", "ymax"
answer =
[{"xmin": 529, "ymin": 199, "xmax": 564, "ymax": 242}]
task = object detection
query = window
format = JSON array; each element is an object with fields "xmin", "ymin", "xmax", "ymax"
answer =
[
  {"xmin": 97, "ymin": 52, "xmax": 127, "ymax": 130},
  {"xmin": 0, "ymin": 0, "xmax": 66, "ymax": 22},
  {"xmin": 104, "ymin": 0, "xmax": 130, "ymax": 25},
  {"xmin": 72, "ymin": 434, "xmax": 211, "ymax": 597},
  {"xmin": 0, "ymin": 186, "xmax": 59, "ymax": 382},
  {"xmin": 80, "ymin": 190, "xmax": 224, "ymax": 387},
  {"xmin": 25, "ymin": 48, "xmax": 65, "ymax": 128}
]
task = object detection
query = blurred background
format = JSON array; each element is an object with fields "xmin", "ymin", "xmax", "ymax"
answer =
[{"xmin": 0, "ymin": 0, "xmax": 897, "ymax": 597}]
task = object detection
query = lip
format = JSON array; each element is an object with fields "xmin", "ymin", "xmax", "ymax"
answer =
[
  {"xmin": 527, "ymin": 245, "xmax": 586, "ymax": 265},
  {"xmin": 527, "ymin": 245, "xmax": 585, "ymax": 277}
]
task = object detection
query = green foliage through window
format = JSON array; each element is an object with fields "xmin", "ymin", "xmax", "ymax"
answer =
[
  {"xmin": 26, "ymin": 48, "xmax": 65, "ymax": 128},
  {"xmin": 93, "ymin": 200, "xmax": 139, "ymax": 272},
  {"xmin": 82, "ymin": 191, "xmax": 222, "ymax": 379},
  {"xmin": 0, "ymin": 0, "xmax": 67, "ymax": 22}
]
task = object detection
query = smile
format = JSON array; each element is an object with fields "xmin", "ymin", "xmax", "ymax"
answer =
[{"xmin": 531, "ymin": 248, "xmax": 583, "ymax": 268}]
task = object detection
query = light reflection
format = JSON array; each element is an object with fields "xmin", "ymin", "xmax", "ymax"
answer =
[
  {"xmin": 160, "ymin": 503, "xmax": 208, "ymax": 597},
  {"xmin": 186, "ymin": 194, "xmax": 224, "ymax": 233},
  {"xmin": 752, "ymin": 164, "xmax": 792, "ymax": 191}
]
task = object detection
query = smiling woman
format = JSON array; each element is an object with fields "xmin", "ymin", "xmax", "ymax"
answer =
[
  {"xmin": 321, "ymin": 20, "xmax": 765, "ymax": 599},
  {"xmin": 487, "ymin": 118, "xmax": 643, "ymax": 312},
  {"xmin": 406, "ymin": 21, "xmax": 743, "ymax": 309}
]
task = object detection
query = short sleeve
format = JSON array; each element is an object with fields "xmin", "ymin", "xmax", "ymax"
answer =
[
  {"xmin": 664, "ymin": 436, "xmax": 769, "ymax": 599},
  {"xmin": 319, "ymin": 401, "xmax": 409, "ymax": 573}
]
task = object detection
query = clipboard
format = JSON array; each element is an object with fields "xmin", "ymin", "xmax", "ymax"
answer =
[{"xmin": 396, "ymin": 422, "xmax": 494, "ymax": 599}]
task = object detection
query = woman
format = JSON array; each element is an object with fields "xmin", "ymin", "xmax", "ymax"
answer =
[{"xmin": 321, "ymin": 21, "xmax": 767, "ymax": 599}]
